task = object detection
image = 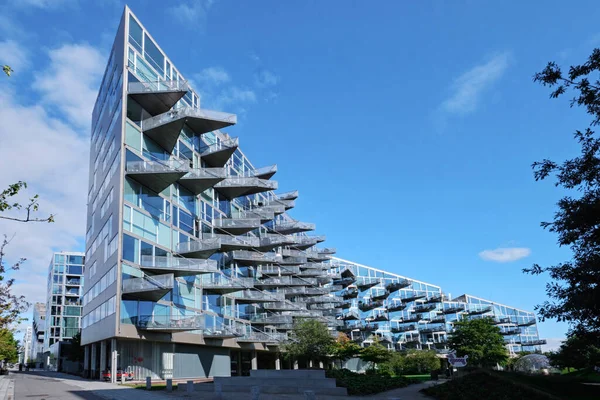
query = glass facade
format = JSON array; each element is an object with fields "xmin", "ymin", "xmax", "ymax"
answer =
[
  {"xmin": 44, "ymin": 252, "xmax": 85, "ymax": 349},
  {"xmin": 79, "ymin": 7, "xmax": 544, "ymax": 380}
]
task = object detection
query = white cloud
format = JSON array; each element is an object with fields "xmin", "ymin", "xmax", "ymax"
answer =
[
  {"xmin": 169, "ymin": 0, "xmax": 216, "ymax": 27},
  {"xmin": 212, "ymin": 86, "xmax": 256, "ymax": 110},
  {"xmin": 0, "ymin": 40, "xmax": 28, "ymax": 71},
  {"xmin": 254, "ymin": 69, "xmax": 280, "ymax": 88},
  {"xmin": 33, "ymin": 44, "xmax": 105, "ymax": 128},
  {"xmin": 0, "ymin": 42, "xmax": 101, "ymax": 315},
  {"xmin": 478, "ymin": 247, "xmax": 531, "ymax": 263},
  {"xmin": 14, "ymin": 0, "xmax": 76, "ymax": 9},
  {"xmin": 194, "ymin": 66, "xmax": 230, "ymax": 86},
  {"xmin": 441, "ymin": 51, "xmax": 511, "ymax": 115}
]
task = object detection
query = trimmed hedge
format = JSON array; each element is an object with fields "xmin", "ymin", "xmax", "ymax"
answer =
[{"xmin": 326, "ymin": 369, "xmax": 413, "ymax": 395}]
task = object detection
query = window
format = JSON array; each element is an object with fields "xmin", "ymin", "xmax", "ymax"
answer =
[
  {"xmin": 122, "ymin": 234, "xmax": 139, "ymax": 264},
  {"xmin": 128, "ymin": 15, "xmax": 143, "ymax": 52},
  {"xmin": 143, "ymin": 33, "xmax": 164, "ymax": 75}
]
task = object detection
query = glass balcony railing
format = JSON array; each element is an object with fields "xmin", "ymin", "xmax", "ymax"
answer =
[
  {"xmin": 232, "ymin": 250, "xmax": 280, "ymax": 263},
  {"xmin": 262, "ymin": 302, "xmax": 305, "ymax": 311},
  {"xmin": 200, "ymin": 137, "xmax": 240, "ymax": 156},
  {"xmin": 143, "ymin": 106, "xmax": 237, "ymax": 135},
  {"xmin": 242, "ymin": 209, "xmax": 275, "ymax": 221},
  {"xmin": 500, "ymin": 328, "xmax": 522, "ymax": 336},
  {"xmin": 521, "ymin": 339, "xmax": 546, "ymax": 346},
  {"xmin": 181, "ymin": 167, "xmax": 227, "ymax": 180},
  {"xmin": 136, "ymin": 314, "xmax": 204, "ymax": 331},
  {"xmin": 123, "ymin": 274, "xmax": 174, "ymax": 293},
  {"xmin": 128, "ymin": 80, "xmax": 189, "ymax": 95},
  {"xmin": 287, "ymin": 235, "xmax": 326, "ymax": 248},
  {"xmin": 270, "ymin": 221, "xmax": 316, "ymax": 234},
  {"xmin": 126, "ymin": 159, "xmax": 187, "ymax": 174},
  {"xmin": 517, "ymin": 318, "xmax": 536, "ymax": 327},
  {"xmin": 419, "ymin": 325, "xmax": 446, "ymax": 334},
  {"xmin": 215, "ymin": 177, "xmax": 278, "ymax": 190},
  {"xmin": 277, "ymin": 286, "xmax": 329, "ymax": 296},
  {"xmin": 237, "ymin": 331, "xmax": 287, "ymax": 343},
  {"xmin": 213, "ymin": 218, "xmax": 261, "ymax": 232},
  {"xmin": 246, "ymin": 165, "xmax": 278, "ymax": 179},
  {"xmin": 385, "ymin": 279, "xmax": 411, "ymax": 292},
  {"xmin": 176, "ymin": 237, "xmax": 221, "ymax": 256},
  {"xmin": 260, "ymin": 266, "xmax": 301, "ymax": 275},
  {"xmin": 442, "ymin": 306, "xmax": 466, "ymax": 314},
  {"xmin": 281, "ymin": 249, "xmax": 304, "ymax": 258},
  {"xmin": 255, "ymin": 276, "xmax": 318, "ymax": 287},
  {"xmin": 276, "ymin": 190, "xmax": 299, "ymax": 201},
  {"xmin": 203, "ymin": 322, "xmax": 246, "ymax": 338},
  {"xmin": 414, "ymin": 304, "xmax": 437, "ymax": 313},
  {"xmin": 201, "ymin": 275, "xmax": 254, "ymax": 291},
  {"xmin": 210, "ymin": 234, "xmax": 259, "ymax": 249},
  {"xmin": 358, "ymin": 300, "xmax": 384, "ymax": 312},
  {"xmin": 250, "ymin": 314, "xmax": 293, "ymax": 324},
  {"xmin": 227, "ymin": 290, "xmax": 284, "ymax": 303},
  {"xmin": 258, "ymin": 234, "xmax": 295, "ymax": 248},
  {"xmin": 140, "ymin": 255, "xmax": 218, "ymax": 275},
  {"xmin": 391, "ymin": 324, "xmax": 417, "ymax": 333},
  {"xmin": 467, "ymin": 306, "xmax": 493, "ymax": 315}
]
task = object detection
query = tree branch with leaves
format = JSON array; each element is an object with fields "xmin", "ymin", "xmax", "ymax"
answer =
[{"xmin": 0, "ymin": 182, "xmax": 54, "ymax": 223}]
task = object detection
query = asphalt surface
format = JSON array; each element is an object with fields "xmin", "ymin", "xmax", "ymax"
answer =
[{"xmin": 14, "ymin": 372, "xmax": 104, "ymax": 400}]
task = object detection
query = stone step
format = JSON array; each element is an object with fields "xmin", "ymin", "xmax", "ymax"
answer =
[
  {"xmin": 213, "ymin": 376, "xmax": 336, "ymax": 388},
  {"xmin": 178, "ymin": 382, "xmax": 348, "ymax": 396},
  {"xmin": 249, "ymin": 369, "xmax": 326, "ymax": 379}
]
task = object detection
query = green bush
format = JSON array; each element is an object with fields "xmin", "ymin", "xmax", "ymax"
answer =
[
  {"xmin": 422, "ymin": 371, "xmax": 556, "ymax": 400},
  {"xmin": 326, "ymin": 368, "xmax": 413, "ymax": 395}
]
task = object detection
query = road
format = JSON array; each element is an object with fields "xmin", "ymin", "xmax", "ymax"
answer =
[{"xmin": 14, "ymin": 372, "xmax": 116, "ymax": 400}]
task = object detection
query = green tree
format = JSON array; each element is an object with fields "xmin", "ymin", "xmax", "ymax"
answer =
[
  {"xmin": 448, "ymin": 317, "xmax": 508, "ymax": 368},
  {"xmin": 548, "ymin": 334, "xmax": 600, "ymax": 370},
  {"xmin": 282, "ymin": 319, "xmax": 334, "ymax": 366},
  {"xmin": 0, "ymin": 329, "xmax": 19, "ymax": 364},
  {"xmin": 330, "ymin": 332, "xmax": 361, "ymax": 369},
  {"xmin": 64, "ymin": 332, "xmax": 84, "ymax": 362},
  {"xmin": 359, "ymin": 338, "xmax": 392, "ymax": 371},
  {"xmin": 0, "ymin": 182, "xmax": 54, "ymax": 223},
  {"xmin": 403, "ymin": 349, "xmax": 441, "ymax": 374},
  {"xmin": 378, "ymin": 351, "xmax": 405, "ymax": 376},
  {"xmin": 525, "ymin": 49, "xmax": 600, "ymax": 334}
]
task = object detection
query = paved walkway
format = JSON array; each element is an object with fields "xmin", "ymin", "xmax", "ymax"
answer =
[
  {"xmin": 12, "ymin": 371, "xmax": 439, "ymax": 400},
  {"xmin": 0, "ymin": 375, "xmax": 15, "ymax": 400}
]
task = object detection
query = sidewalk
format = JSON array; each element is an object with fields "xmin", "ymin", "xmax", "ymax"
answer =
[{"xmin": 0, "ymin": 375, "xmax": 14, "ymax": 400}]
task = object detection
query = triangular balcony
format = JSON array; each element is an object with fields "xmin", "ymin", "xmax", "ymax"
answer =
[
  {"xmin": 135, "ymin": 314, "xmax": 204, "ymax": 332},
  {"xmin": 211, "ymin": 234, "xmax": 259, "ymax": 251},
  {"xmin": 201, "ymin": 275, "xmax": 254, "ymax": 294},
  {"xmin": 231, "ymin": 250, "xmax": 281, "ymax": 266},
  {"xmin": 249, "ymin": 165, "xmax": 278, "ymax": 180},
  {"xmin": 140, "ymin": 255, "xmax": 218, "ymax": 277},
  {"xmin": 127, "ymin": 80, "xmax": 189, "ymax": 116},
  {"xmin": 356, "ymin": 278, "xmax": 380, "ymax": 291},
  {"xmin": 214, "ymin": 218, "xmax": 261, "ymax": 235},
  {"xmin": 178, "ymin": 167, "xmax": 227, "ymax": 195},
  {"xmin": 141, "ymin": 107, "xmax": 237, "ymax": 153},
  {"xmin": 200, "ymin": 137, "xmax": 239, "ymax": 167},
  {"xmin": 227, "ymin": 289, "xmax": 284, "ymax": 304},
  {"xmin": 122, "ymin": 274, "xmax": 173, "ymax": 302},
  {"xmin": 269, "ymin": 220, "xmax": 315, "ymax": 235},
  {"xmin": 126, "ymin": 160, "xmax": 188, "ymax": 194},
  {"xmin": 276, "ymin": 190, "xmax": 299, "ymax": 201},
  {"xmin": 176, "ymin": 237, "xmax": 221, "ymax": 258},
  {"xmin": 386, "ymin": 279, "xmax": 411, "ymax": 292},
  {"xmin": 214, "ymin": 177, "xmax": 278, "ymax": 200}
]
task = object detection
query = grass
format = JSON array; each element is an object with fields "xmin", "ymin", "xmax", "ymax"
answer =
[
  {"xmin": 129, "ymin": 384, "xmax": 167, "ymax": 391},
  {"xmin": 403, "ymin": 374, "xmax": 431, "ymax": 382},
  {"xmin": 423, "ymin": 369, "xmax": 600, "ymax": 400}
]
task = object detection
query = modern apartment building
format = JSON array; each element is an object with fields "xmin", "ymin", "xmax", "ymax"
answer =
[
  {"xmin": 30, "ymin": 302, "xmax": 46, "ymax": 363},
  {"xmin": 44, "ymin": 252, "xmax": 85, "ymax": 350},
  {"xmin": 21, "ymin": 327, "xmax": 32, "ymax": 364},
  {"xmin": 81, "ymin": 6, "xmax": 544, "ymax": 381},
  {"xmin": 328, "ymin": 258, "xmax": 545, "ymax": 362}
]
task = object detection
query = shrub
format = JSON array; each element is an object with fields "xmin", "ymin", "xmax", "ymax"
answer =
[{"xmin": 326, "ymin": 368, "xmax": 414, "ymax": 395}]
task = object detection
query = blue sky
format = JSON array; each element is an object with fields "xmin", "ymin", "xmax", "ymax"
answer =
[{"xmin": 2, "ymin": 0, "xmax": 599, "ymax": 348}]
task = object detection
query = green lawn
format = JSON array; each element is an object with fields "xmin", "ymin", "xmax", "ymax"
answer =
[
  {"xmin": 403, "ymin": 374, "xmax": 430, "ymax": 382},
  {"xmin": 422, "ymin": 370, "xmax": 600, "ymax": 400}
]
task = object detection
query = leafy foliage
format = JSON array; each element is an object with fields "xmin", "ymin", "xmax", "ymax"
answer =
[
  {"xmin": 2, "ymin": 65, "xmax": 12, "ymax": 77},
  {"xmin": 0, "ymin": 237, "xmax": 29, "ymax": 329},
  {"xmin": 326, "ymin": 368, "xmax": 412, "ymax": 396},
  {"xmin": 448, "ymin": 317, "xmax": 508, "ymax": 368},
  {"xmin": 547, "ymin": 334, "xmax": 600, "ymax": 370},
  {"xmin": 64, "ymin": 332, "xmax": 84, "ymax": 362},
  {"xmin": 330, "ymin": 332, "xmax": 361, "ymax": 368},
  {"xmin": 358, "ymin": 338, "xmax": 392, "ymax": 370},
  {"xmin": 0, "ymin": 182, "xmax": 54, "ymax": 223},
  {"xmin": 525, "ymin": 49, "xmax": 600, "ymax": 334},
  {"xmin": 378, "ymin": 349, "xmax": 441, "ymax": 376},
  {"xmin": 0, "ymin": 328, "xmax": 18, "ymax": 364},
  {"xmin": 281, "ymin": 319, "xmax": 334, "ymax": 364}
]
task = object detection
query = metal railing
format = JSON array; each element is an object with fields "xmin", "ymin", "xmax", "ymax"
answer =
[
  {"xmin": 227, "ymin": 290, "xmax": 284, "ymax": 302},
  {"xmin": 214, "ymin": 218, "xmax": 261, "ymax": 230},
  {"xmin": 126, "ymin": 159, "xmax": 187, "ymax": 174},
  {"xmin": 276, "ymin": 190, "xmax": 299, "ymax": 200},
  {"xmin": 176, "ymin": 238, "xmax": 221, "ymax": 254},
  {"xmin": 201, "ymin": 275, "xmax": 254, "ymax": 289},
  {"xmin": 136, "ymin": 314, "xmax": 204, "ymax": 330},
  {"xmin": 250, "ymin": 314, "xmax": 294, "ymax": 324},
  {"xmin": 200, "ymin": 137, "xmax": 240, "ymax": 156},
  {"xmin": 181, "ymin": 167, "xmax": 227, "ymax": 179},
  {"xmin": 215, "ymin": 177, "xmax": 278, "ymax": 190},
  {"xmin": 260, "ymin": 266, "xmax": 301, "ymax": 275},
  {"xmin": 140, "ymin": 255, "xmax": 218, "ymax": 274},
  {"xmin": 122, "ymin": 274, "xmax": 174, "ymax": 293},
  {"xmin": 270, "ymin": 221, "xmax": 316, "ymax": 232},
  {"xmin": 246, "ymin": 165, "xmax": 277, "ymax": 178},
  {"xmin": 128, "ymin": 80, "xmax": 189, "ymax": 94},
  {"xmin": 232, "ymin": 250, "xmax": 280, "ymax": 262}
]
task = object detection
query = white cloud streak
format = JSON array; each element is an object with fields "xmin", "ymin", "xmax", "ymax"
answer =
[
  {"xmin": 441, "ymin": 52, "xmax": 511, "ymax": 115},
  {"xmin": 0, "ymin": 40, "xmax": 29, "ymax": 71},
  {"xmin": 33, "ymin": 44, "xmax": 105, "ymax": 128},
  {"xmin": 0, "ymin": 42, "xmax": 103, "ymax": 321},
  {"xmin": 194, "ymin": 66, "xmax": 230, "ymax": 86},
  {"xmin": 169, "ymin": 0, "xmax": 216, "ymax": 27},
  {"xmin": 478, "ymin": 247, "xmax": 531, "ymax": 263}
]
